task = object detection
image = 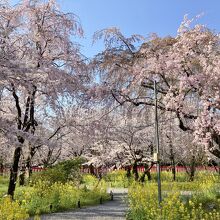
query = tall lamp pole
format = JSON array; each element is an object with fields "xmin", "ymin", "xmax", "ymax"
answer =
[{"xmin": 154, "ymin": 80, "xmax": 162, "ymax": 205}]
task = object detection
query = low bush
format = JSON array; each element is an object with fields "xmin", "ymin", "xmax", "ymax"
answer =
[
  {"xmin": 31, "ymin": 157, "xmax": 85, "ymax": 185},
  {"xmin": 103, "ymin": 170, "xmax": 133, "ymax": 187},
  {"xmin": 15, "ymin": 180, "xmax": 109, "ymax": 216},
  {"xmin": 127, "ymin": 175, "xmax": 220, "ymax": 220},
  {"xmin": 0, "ymin": 196, "xmax": 29, "ymax": 220},
  {"xmin": 82, "ymin": 174, "xmax": 99, "ymax": 187}
]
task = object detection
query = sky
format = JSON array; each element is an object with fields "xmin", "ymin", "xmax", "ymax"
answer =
[{"xmin": 12, "ymin": 0, "xmax": 220, "ymax": 58}]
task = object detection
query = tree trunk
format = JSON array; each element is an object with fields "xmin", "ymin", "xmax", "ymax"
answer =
[
  {"xmin": 8, "ymin": 145, "xmax": 22, "ymax": 198},
  {"xmin": 146, "ymin": 167, "xmax": 151, "ymax": 181},
  {"xmin": 189, "ymin": 166, "xmax": 195, "ymax": 181},
  {"xmin": 0, "ymin": 159, "xmax": 3, "ymax": 176},
  {"xmin": 189, "ymin": 156, "xmax": 196, "ymax": 181},
  {"xmin": 89, "ymin": 164, "xmax": 95, "ymax": 176},
  {"xmin": 26, "ymin": 156, "xmax": 32, "ymax": 180},
  {"xmin": 26, "ymin": 147, "xmax": 36, "ymax": 180},
  {"xmin": 170, "ymin": 154, "xmax": 176, "ymax": 181},
  {"xmin": 8, "ymin": 85, "xmax": 37, "ymax": 197},
  {"xmin": 126, "ymin": 166, "xmax": 131, "ymax": 179},
  {"xmin": 187, "ymin": 155, "xmax": 196, "ymax": 181},
  {"xmin": 183, "ymin": 156, "xmax": 196, "ymax": 182},
  {"xmin": 172, "ymin": 163, "xmax": 176, "ymax": 181},
  {"xmin": 139, "ymin": 164, "xmax": 152, "ymax": 183},
  {"xmin": 210, "ymin": 132, "xmax": 220, "ymax": 159},
  {"xmin": 167, "ymin": 135, "xmax": 176, "ymax": 181},
  {"xmin": 133, "ymin": 161, "xmax": 139, "ymax": 181},
  {"xmin": 19, "ymin": 165, "xmax": 25, "ymax": 186}
]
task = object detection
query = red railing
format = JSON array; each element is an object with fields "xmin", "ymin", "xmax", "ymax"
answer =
[
  {"xmin": 137, "ymin": 165, "xmax": 218, "ymax": 172},
  {"xmin": 81, "ymin": 165, "xmax": 219, "ymax": 175},
  {"xmin": 31, "ymin": 167, "xmax": 45, "ymax": 172}
]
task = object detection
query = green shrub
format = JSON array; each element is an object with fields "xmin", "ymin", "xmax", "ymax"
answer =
[{"xmin": 31, "ymin": 157, "xmax": 85, "ymax": 185}]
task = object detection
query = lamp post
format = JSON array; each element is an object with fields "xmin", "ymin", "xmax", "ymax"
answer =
[{"xmin": 154, "ymin": 80, "xmax": 162, "ymax": 206}]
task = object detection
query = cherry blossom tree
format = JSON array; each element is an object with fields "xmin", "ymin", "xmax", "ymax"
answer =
[
  {"xmin": 34, "ymin": 106, "xmax": 94, "ymax": 167},
  {"xmin": 92, "ymin": 16, "xmax": 220, "ymax": 161},
  {"xmin": 160, "ymin": 114, "xmax": 207, "ymax": 181},
  {"xmin": 82, "ymin": 104, "xmax": 155, "ymax": 181},
  {"xmin": 0, "ymin": 0, "xmax": 88, "ymax": 197}
]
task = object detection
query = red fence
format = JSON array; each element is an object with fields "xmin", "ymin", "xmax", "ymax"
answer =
[
  {"xmin": 0, "ymin": 166, "xmax": 45, "ymax": 174},
  {"xmin": 137, "ymin": 165, "xmax": 218, "ymax": 172},
  {"xmin": 81, "ymin": 165, "xmax": 219, "ymax": 175},
  {"xmin": 31, "ymin": 167, "xmax": 45, "ymax": 172}
]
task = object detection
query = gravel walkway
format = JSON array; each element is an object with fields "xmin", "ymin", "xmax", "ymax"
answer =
[{"xmin": 38, "ymin": 188, "xmax": 128, "ymax": 220}]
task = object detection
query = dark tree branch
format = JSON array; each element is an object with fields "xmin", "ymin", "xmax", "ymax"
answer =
[
  {"xmin": 23, "ymin": 96, "xmax": 30, "ymax": 129},
  {"xmin": 11, "ymin": 84, "xmax": 22, "ymax": 130}
]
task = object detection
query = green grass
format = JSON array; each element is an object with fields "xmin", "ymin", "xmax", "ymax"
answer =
[{"xmin": 0, "ymin": 176, "xmax": 8, "ymax": 197}]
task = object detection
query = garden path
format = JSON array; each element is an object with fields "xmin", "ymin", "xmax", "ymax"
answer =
[{"xmin": 38, "ymin": 188, "xmax": 128, "ymax": 220}]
